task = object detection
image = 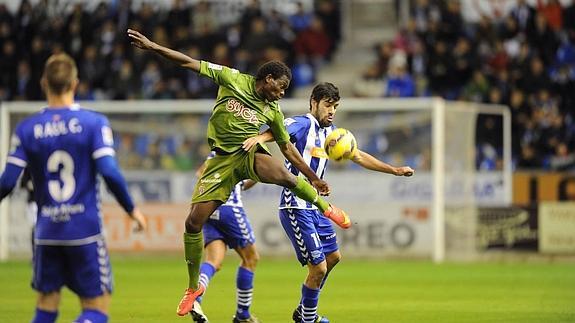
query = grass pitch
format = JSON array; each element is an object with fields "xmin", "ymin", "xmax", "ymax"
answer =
[{"xmin": 1, "ymin": 254, "xmax": 574, "ymax": 322}]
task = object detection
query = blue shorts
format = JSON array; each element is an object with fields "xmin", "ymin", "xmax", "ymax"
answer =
[
  {"xmin": 279, "ymin": 208, "xmax": 339, "ymax": 266},
  {"xmin": 32, "ymin": 238, "xmax": 113, "ymax": 298},
  {"xmin": 203, "ymin": 205, "xmax": 255, "ymax": 249}
]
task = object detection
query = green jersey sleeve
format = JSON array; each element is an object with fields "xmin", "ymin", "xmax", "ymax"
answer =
[
  {"xmin": 269, "ymin": 106, "xmax": 290, "ymax": 145},
  {"xmin": 199, "ymin": 60, "xmax": 243, "ymax": 89}
]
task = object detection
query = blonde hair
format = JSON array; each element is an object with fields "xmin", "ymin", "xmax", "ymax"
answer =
[{"xmin": 42, "ymin": 53, "xmax": 78, "ymax": 95}]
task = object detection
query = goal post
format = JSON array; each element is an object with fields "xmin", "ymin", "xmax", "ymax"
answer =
[
  {"xmin": 0, "ymin": 98, "xmax": 511, "ymax": 262},
  {"xmin": 0, "ymin": 103, "xmax": 10, "ymax": 261}
]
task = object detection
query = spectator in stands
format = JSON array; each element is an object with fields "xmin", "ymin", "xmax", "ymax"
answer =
[
  {"xmin": 110, "ymin": 61, "xmax": 139, "ymax": 100},
  {"xmin": 550, "ymin": 142, "xmax": 575, "ymax": 170},
  {"xmin": 510, "ymin": 0, "xmax": 536, "ymax": 33},
  {"xmin": 0, "ymin": 40, "xmax": 17, "ymax": 98},
  {"xmin": 427, "ymin": 40, "xmax": 453, "ymax": 97},
  {"xmin": 408, "ymin": 39, "xmax": 429, "ymax": 96},
  {"xmin": 75, "ymin": 80, "xmax": 95, "ymax": 101},
  {"xmin": 564, "ymin": 0, "xmax": 575, "ymax": 37},
  {"xmin": 462, "ymin": 70, "xmax": 490, "ymax": 102},
  {"xmin": 519, "ymin": 56, "xmax": 552, "ymax": 96},
  {"xmin": 289, "ymin": 2, "xmax": 313, "ymax": 33},
  {"xmin": 452, "ymin": 36, "xmax": 475, "ymax": 87},
  {"xmin": 517, "ymin": 144, "xmax": 541, "ymax": 169},
  {"xmin": 166, "ymin": 0, "xmax": 190, "ymax": 36},
  {"xmin": 384, "ymin": 52, "xmax": 415, "ymax": 97},
  {"xmin": 294, "ymin": 15, "xmax": 332, "ymax": 70},
  {"xmin": 536, "ymin": 0, "xmax": 563, "ymax": 32},
  {"xmin": 509, "ymin": 88, "xmax": 531, "ymax": 156},
  {"xmin": 528, "ymin": 13, "xmax": 559, "ymax": 64},
  {"xmin": 315, "ymin": 0, "xmax": 341, "ymax": 56},
  {"xmin": 192, "ymin": 1, "xmax": 218, "ymax": 36}
]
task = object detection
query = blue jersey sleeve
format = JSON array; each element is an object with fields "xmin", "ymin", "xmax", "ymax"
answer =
[
  {"xmin": 95, "ymin": 155, "xmax": 135, "ymax": 214},
  {"xmin": 91, "ymin": 115, "xmax": 116, "ymax": 160},
  {"xmin": 7, "ymin": 127, "xmax": 29, "ymax": 168},
  {"xmin": 1, "ymin": 126, "xmax": 28, "ymax": 200},
  {"xmin": 90, "ymin": 114, "xmax": 134, "ymax": 214},
  {"xmin": 0, "ymin": 163, "xmax": 24, "ymax": 201},
  {"xmin": 284, "ymin": 116, "xmax": 310, "ymax": 144}
]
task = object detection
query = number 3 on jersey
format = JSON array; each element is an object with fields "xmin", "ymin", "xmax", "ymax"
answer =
[{"xmin": 47, "ymin": 150, "xmax": 76, "ymax": 202}]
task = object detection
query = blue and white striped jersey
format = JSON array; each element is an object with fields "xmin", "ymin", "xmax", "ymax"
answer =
[
  {"xmin": 8, "ymin": 105, "xmax": 116, "ymax": 244},
  {"xmin": 206, "ymin": 152, "xmax": 244, "ymax": 207},
  {"xmin": 279, "ymin": 113, "xmax": 335, "ymax": 209}
]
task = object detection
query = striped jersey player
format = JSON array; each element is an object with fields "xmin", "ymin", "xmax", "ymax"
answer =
[{"xmin": 256, "ymin": 82, "xmax": 414, "ymax": 323}]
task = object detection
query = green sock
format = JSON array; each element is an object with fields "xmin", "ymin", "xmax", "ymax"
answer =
[
  {"xmin": 291, "ymin": 176, "xmax": 330, "ymax": 213},
  {"xmin": 183, "ymin": 231, "xmax": 204, "ymax": 289}
]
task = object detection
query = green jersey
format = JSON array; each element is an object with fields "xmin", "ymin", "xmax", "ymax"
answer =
[{"xmin": 199, "ymin": 61, "xmax": 290, "ymax": 153}]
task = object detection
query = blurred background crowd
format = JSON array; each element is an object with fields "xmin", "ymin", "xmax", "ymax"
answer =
[
  {"xmin": 0, "ymin": 0, "xmax": 341, "ymax": 101},
  {"xmin": 356, "ymin": 0, "xmax": 575, "ymax": 171},
  {"xmin": 1, "ymin": 0, "xmax": 574, "ymax": 172}
]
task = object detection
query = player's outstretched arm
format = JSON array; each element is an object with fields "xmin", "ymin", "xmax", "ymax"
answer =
[
  {"xmin": 0, "ymin": 163, "xmax": 24, "ymax": 201},
  {"xmin": 127, "ymin": 29, "xmax": 200, "ymax": 72},
  {"xmin": 278, "ymin": 141, "xmax": 330, "ymax": 196},
  {"xmin": 352, "ymin": 149, "xmax": 414, "ymax": 176}
]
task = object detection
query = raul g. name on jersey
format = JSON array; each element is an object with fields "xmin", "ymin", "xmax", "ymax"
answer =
[{"xmin": 34, "ymin": 118, "xmax": 83, "ymax": 139}]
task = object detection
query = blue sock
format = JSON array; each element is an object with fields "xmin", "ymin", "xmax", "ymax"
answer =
[
  {"xmin": 73, "ymin": 309, "xmax": 108, "ymax": 323},
  {"xmin": 197, "ymin": 262, "xmax": 216, "ymax": 303},
  {"xmin": 236, "ymin": 266, "xmax": 254, "ymax": 320},
  {"xmin": 301, "ymin": 284, "xmax": 320, "ymax": 323},
  {"xmin": 32, "ymin": 308, "xmax": 58, "ymax": 323}
]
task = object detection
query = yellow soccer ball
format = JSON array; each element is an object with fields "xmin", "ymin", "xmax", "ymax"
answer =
[{"xmin": 324, "ymin": 128, "xmax": 357, "ymax": 161}]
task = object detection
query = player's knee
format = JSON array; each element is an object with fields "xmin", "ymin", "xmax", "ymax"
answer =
[
  {"xmin": 328, "ymin": 253, "xmax": 342, "ymax": 267},
  {"xmin": 309, "ymin": 263, "xmax": 328, "ymax": 279},
  {"xmin": 278, "ymin": 172, "xmax": 298, "ymax": 188},
  {"xmin": 242, "ymin": 252, "xmax": 259, "ymax": 270},
  {"xmin": 184, "ymin": 214, "xmax": 202, "ymax": 233},
  {"xmin": 37, "ymin": 291, "xmax": 61, "ymax": 310},
  {"xmin": 248, "ymin": 252, "xmax": 260, "ymax": 268}
]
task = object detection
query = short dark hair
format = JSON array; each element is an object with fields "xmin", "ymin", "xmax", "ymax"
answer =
[
  {"xmin": 310, "ymin": 82, "xmax": 340, "ymax": 106},
  {"xmin": 255, "ymin": 60, "xmax": 292, "ymax": 81}
]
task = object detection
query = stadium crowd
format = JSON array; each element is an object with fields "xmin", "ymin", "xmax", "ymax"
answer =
[
  {"xmin": 0, "ymin": 0, "xmax": 341, "ymax": 101},
  {"xmin": 2, "ymin": 0, "xmax": 574, "ymax": 171},
  {"xmin": 0, "ymin": 0, "xmax": 341, "ymax": 171},
  {"xmin": 356, "ymin": 0, "xmax": 575, "ymax": 171}
]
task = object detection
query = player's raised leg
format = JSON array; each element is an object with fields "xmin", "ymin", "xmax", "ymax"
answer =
[{"xmin": 253, "ymin": 152, "xmax": 350, "ymax": 229}]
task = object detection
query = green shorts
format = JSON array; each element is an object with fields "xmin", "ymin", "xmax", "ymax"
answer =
[{"xmin": 192, "ymin": 144, "xmax": 270, "ymax": 203}]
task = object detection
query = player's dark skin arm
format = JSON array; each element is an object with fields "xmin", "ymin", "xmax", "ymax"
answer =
[
  {"xmin": 244, "ymin": 129, "xmax": 327, "ymax": 192},
  {"xmin": 242, "ymin": 179, "xmax": 257, "ymax": 191},
  {"xmin": 278, "ymin": 141, "xmax": 325, "ymax": 184},
  {"xmin": 127, "ymin": 29, "xmax": 201, "ymax": 72}
]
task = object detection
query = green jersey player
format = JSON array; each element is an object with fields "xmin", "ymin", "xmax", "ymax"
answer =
[{"xmin": 127, "ymin": 29, "xmax": 350, "ymax": 321}]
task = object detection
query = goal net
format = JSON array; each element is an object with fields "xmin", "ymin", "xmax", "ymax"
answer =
[{"xmin": 0, "ymin": 98, "xmax": 511, "ymax": 262}]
